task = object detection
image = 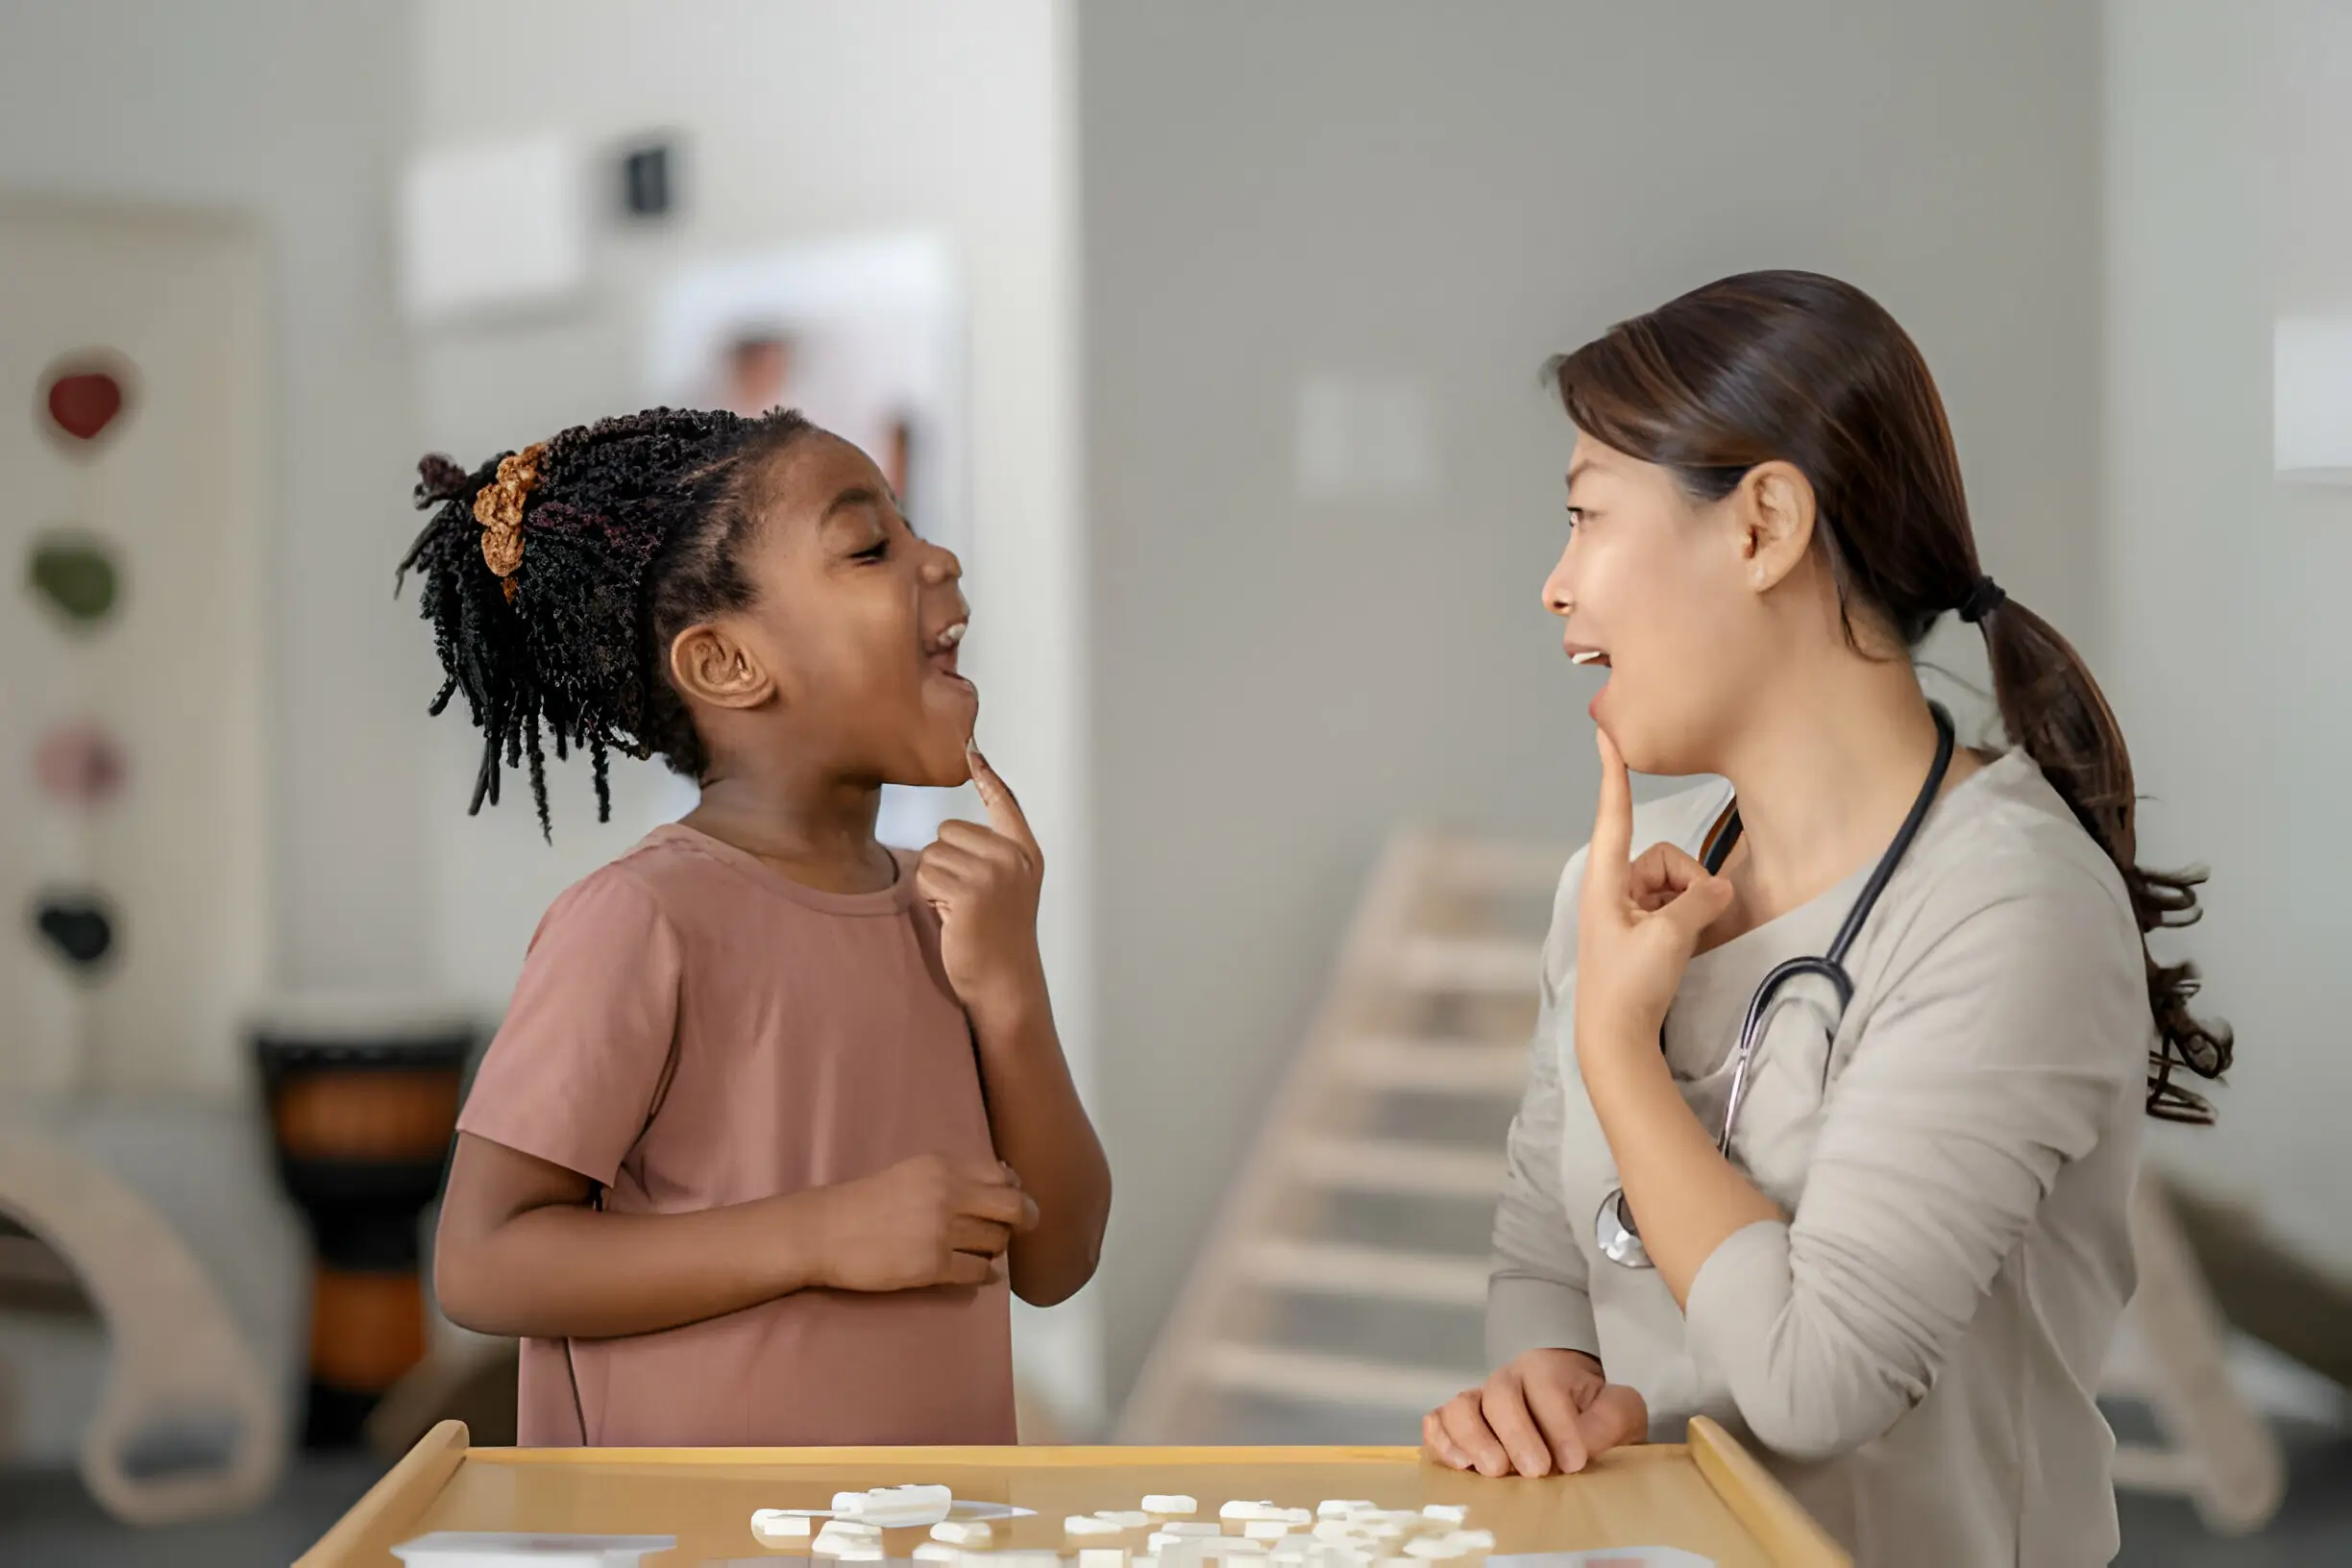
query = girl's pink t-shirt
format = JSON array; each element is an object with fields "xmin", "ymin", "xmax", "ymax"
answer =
[{"xmin": 454, "ymin": 823, "xmax": 1015, "ymax": 1447}]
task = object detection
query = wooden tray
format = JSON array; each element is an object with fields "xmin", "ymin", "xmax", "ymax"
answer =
[{"xmin": 297, "ymin": 1420, "xmax": 1848, "ymax": 1568}]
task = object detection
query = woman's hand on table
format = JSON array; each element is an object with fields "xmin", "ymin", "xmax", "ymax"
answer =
[{"xmin": 1423, "ymin": 1349, "xmax": 1649, "ymax": 1478}]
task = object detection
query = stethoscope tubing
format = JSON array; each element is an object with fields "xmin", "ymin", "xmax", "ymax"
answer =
[{"xmin": 1595, "ymin": 703, "xmax": 1959, "ymax": 1269}]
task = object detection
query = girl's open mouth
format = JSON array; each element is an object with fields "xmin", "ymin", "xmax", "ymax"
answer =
[{"xmin": 926, "ymin": 618, "xmax": 975, "ymax": 691}]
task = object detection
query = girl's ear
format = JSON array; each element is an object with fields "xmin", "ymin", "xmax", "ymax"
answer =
[{"xmin": 669, "ymin": 624, "xmax": 775, "ymax": 711}]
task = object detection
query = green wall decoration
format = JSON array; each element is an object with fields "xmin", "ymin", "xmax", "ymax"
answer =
[{"xmin": 27, "ymin": 532, "xmax": 121, "ymax": 626}]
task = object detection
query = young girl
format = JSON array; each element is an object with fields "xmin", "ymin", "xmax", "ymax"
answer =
[{"xmin": 401, "ymin": 408, "xmax": 1111, "ymax": 1446}]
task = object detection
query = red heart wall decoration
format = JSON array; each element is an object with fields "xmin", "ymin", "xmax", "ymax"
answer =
[{"xmin": 41, "ymin": 359, "xmax": 131, "ymax": 445}]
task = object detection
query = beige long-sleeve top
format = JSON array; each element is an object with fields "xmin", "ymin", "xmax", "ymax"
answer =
[{"xmin": 1488, "ymin": 750, "xmax": 2148, "ymax": 1567}]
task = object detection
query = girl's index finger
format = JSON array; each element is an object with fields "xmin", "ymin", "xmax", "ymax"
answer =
[{"xmin": 966, "ymin": 742, "xmax": 1038, "ymax": 852}]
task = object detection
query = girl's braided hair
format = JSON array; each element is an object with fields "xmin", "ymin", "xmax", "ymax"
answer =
[{"xmin": 398, "ymin": 406, "xmax": 814, "ymax": 840}]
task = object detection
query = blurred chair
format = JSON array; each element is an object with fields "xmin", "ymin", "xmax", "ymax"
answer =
[{"xmin": 0, "ymin": 1130, "xmax": 284, "ymax": 1523}]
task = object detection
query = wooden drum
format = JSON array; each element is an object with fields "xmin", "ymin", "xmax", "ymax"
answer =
[{"xmin": 255, "ymin": 1013, "xmax": 477, "ymax": 1448}]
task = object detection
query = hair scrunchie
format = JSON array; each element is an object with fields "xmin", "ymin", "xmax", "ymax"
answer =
[{"xmin": 473, "ymin": 442, "xmax": 548, "ymax": 601}]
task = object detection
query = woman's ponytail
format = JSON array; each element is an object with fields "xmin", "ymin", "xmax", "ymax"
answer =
[{"xmin": 1973, "ymin": 590, "xmax": 2232, "ymax": 1122}]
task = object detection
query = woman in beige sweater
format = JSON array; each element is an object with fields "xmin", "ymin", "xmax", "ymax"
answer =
[{"xmin": 1427, "ymin": 272, "xmax": 2231, "ymax": 1566}]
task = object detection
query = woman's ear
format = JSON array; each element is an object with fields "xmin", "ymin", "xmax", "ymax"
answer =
[
  {"xmin": 1734, "ymin": 459, "xmax": 1817, "ymax": 595},
  {"xmin": 669, "ymin": 624, "xmax": 775, "ymax": 712}
]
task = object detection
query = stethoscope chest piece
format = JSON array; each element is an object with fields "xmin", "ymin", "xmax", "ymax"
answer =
[{"xmin": 1595, "ymin": 1188, "xmax": 1651, "ymax": 1268}]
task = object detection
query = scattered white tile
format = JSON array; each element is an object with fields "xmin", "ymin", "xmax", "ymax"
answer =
[
  {"xmin": 1418, "ymin": 1507, "xmax": 1467, "ymax": 1527},
  {"xmin": 933, "ymin": 1521, "xmax": 995, "ymax": 1547},
  {"xmin": 832, "ymin": 1484, "xmax": 954, "ymax": 1528},
  {"xmin": 1079, "ymin": 1550, "xmax": 1132, "ymax": 1568},
  {"xmin": 1221, "ymin": 1502, "xmax": 1279, "ymax": 1522},
  {"xmin": 1401, "ymin": 1531, "xmax": 1491, "ymax": 1561},
  {"xmin": 816, "ymin": 1522, "xmax": 884, "ymax": 1555},
  {"xmin": 1151, "ymin": 1531, "xmax": 1228, "ymax": 1554},
  {"xmin": 1243, "ymin": 1522, "xmax": 1294, "ymax": 1541},
  {"xmin": 914, "ymin": 1547, "xmax": 961, "ymax": 1565},
  {"xmin": 1143, "ymin": 1496, "xmax": 1199, "ymax": 1516},
  {"xmin": 1316, "ymin": 1503, "xmax": 1378, "ymax": 1521},
  {"xmin": 751, "ymin": 1510, "xmax": 815, "ymax": 1544},
  {"xmin": 1161, "ymin": 1524, "xmax": 1223, "ymax": 1537},
  {"xmin": 1068, "ymin": 1517, "xmax": 1128, "ymax": 1537},
  {"xmin": 1096, "ymin": 1511, "xmax": 1156, "ymax": 1529}
]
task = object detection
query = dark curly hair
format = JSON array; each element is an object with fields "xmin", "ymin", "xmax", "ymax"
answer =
[{"xmin": 398, "ymin": 406, "xmax": 815, "ymax": 840}]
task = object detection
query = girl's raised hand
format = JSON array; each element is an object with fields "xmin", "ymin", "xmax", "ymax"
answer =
[{"xmin": 916, "ymin": 745, "xmax": 1047, "ymax": 1026}]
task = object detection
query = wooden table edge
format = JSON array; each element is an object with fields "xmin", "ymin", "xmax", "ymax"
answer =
[
  {"xmin": 295, "ymin": 1425, "xmax": 1834, "ymax": 1567},
  {"xmin": 294, "ymin": 1418, "xmax": 470, "ymax": 1568},
  {"xmin": 1685, "ymin": 1416, "xmax": 1851, "ymax": 1568},
  {"xmin": 463, "ymin": 1442, "xmax": 1699, "ymax": 1468}
]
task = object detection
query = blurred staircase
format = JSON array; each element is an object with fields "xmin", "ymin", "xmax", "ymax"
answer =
[{"xmin": 1116, "ymin": 828, "xmax": 1566, "ymax": 1443}]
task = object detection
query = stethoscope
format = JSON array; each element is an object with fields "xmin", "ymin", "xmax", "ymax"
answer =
[{"xmin": 1594, "ymin": 702, "xmax": 1958, "ymax": 1269}]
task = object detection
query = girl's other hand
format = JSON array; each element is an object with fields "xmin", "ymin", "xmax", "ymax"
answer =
[{"xmin": 811, "ymin": 1154, "xmax": 1039, "ymax": 1292}]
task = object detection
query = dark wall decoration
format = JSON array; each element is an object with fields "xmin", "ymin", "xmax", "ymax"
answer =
[{"xmin": 33, "ymin": 891, "xmax": 117, "ymax": 972}]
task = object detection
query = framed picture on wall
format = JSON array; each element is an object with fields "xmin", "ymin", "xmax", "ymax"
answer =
[{"xmin": 644, "ymin": 233, "xmax": 970, "ymax": 847}]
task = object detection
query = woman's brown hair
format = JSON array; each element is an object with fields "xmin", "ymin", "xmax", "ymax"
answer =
[{"xmin": 1550, "ymin": 269, "xmax": 2229, "ymax": 1122}]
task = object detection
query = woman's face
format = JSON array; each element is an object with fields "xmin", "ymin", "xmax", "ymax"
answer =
[{"xmin": 1541, "ymin": 435, "xmax": 1768, "ymax": 778}]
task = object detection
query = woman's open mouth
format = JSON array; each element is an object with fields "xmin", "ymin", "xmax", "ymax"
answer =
[{"xmin": 1565, "ymin": 641, "xmax": 1611, "ymax": 669}]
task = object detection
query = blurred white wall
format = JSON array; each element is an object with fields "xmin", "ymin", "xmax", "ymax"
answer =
[
  {"xmin": 1078, "ymin": 0, "xmax": 2106, "ymax": 1406},
  {"xmin": 0, "ymin": 0, "xmax": 415, "ymax": 1458},
  {"xmin": 0, "ymin": 0, "xmax": 432, "ymax": 1000},
  {"xmin": 406, "ymin": 0, "xmax": 1098, "ymax": 1428},
  {"xmin": 2106, "ymin": 0, "xmax": 2352, "ymax": 1277}
]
